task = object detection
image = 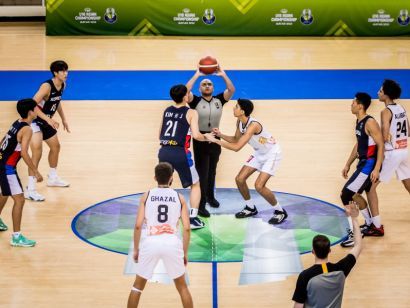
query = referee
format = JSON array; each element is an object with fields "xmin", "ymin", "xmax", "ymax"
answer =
[{"xmin": 186, "ymin": 65, "xmax": 235, "ymax": 217}]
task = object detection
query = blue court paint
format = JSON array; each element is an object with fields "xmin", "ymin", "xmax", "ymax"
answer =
[
  {"xmin": 212, "ymin": 261, "xmax": 218, "ymax": 308},
  {"xmin": 1, "ymin": 69, "xmax": 410, "ymax": 101}
]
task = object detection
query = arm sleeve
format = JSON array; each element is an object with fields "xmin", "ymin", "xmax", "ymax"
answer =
[
  {"xmin": 190, "ymin": 95, "xmax": 201, "ymax": 109},
  {"xmin": 215, "ymin": 92, "xmax": 228, "ymax": 106},
  {"xmin": 292, "ymin": 273, "xmax": 308, "ymax": 304},
  {"xmin": 335, "ymin": 254, "xmax": 357, "ymax": 277}
]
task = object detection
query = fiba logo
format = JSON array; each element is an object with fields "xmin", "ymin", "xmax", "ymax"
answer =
[
  {"xmin": 397, "ymin": 9, "xmax": 409, "ymax": 26},
  {"xmin": 202, "ymin": 8, "xmax": 216, "ymax": 25},
  {"xmin": 104, "ymin": 8, "xmax": 117, "ymax": 24},
  {"xmin": 300, "ymin": 8, "xmax": 314, "ymax": 25}
]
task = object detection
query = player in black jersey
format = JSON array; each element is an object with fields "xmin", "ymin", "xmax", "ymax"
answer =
[
  {"xmin": 0, "ymin": 99, "xmax": 43, "ymax": 247},
  {"xmin": 340, "ymin": 93, "xmax": 384, "ymax": 247},
  {"xmin": 159, "ymin": 85, "xmax": 208, "ymax": 229},
  {"xmin": 25, "ymin": 60, "xmax": 70, "ymax": 202}
]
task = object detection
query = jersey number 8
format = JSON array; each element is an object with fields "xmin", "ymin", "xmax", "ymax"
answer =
[{"xmin": 157, "ymin": 204, "xmax": 169, "ymax": 223}]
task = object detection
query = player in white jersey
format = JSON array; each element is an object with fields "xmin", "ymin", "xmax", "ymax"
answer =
[
  {"xmin": 127, "ymin": 162, "xmax": 193, "ymax": 308},
  {"xmin": 206, "ymin": 99, "xmax": 288, "ymax": 224}
]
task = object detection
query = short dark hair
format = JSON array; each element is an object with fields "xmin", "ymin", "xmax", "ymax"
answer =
[
  {"xmin": 382, "ymin": 79, "xmax": 401, "ymax": 100},
  {"xmin": 170, "ymin": 84, "xmax": 188, "ymax": 103},
  {"xmin": 312, "ymin": 235, "xmax": 331, "ymax": 259},
  {"xmin": 17, "ymin": 99, "xmax": 37, "ymax": 118},
  {"xmin": 355, "ymin": 92, "xmax": 372, "ymax": 111},
  {"xmin": 237, "ymin": 98, "xmax": 254, "ymax": 117},
  {"xmin": 155, "ymin": 162, "xmax": 174, "ymax": 185},
  {"xmin": 50, "ymin": 60, "xmax": 68, "ymax": 76}
]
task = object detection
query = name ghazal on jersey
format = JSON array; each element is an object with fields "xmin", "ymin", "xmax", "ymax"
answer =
[
  {"xmin": 75, "ymin": 8, "xmax": 101, "ymax": 24},
  {"xmin": 174, "ymin": 8, "xmax": 199, "ymax": 25},
  {"xmin": 151, "ymin": 195, "xmax": 177, "ymax": 202},
  {"xmin": 271, "ymin": 9, "xmax": 297, "ymax": 26}
]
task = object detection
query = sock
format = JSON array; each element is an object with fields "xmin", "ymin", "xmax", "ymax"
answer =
[
  {"xmin": 28, "ymin": 176, "xmax": 36, "ymax": 191},
  {"xmin": 372, "ymin": 215, "xmax": 382, "ymax": 228},
  {"xmin": 272, "ymin": 202, "xmax": 283, "ymax": 212},
  {"xmin": 347, "ymin": 217, "xmax": 353, "ymax": 231},
  {"xmin": 13, "ymin": 232, "xmax": 21, "ymax": 238},
  {"xmin": 190, "ymin": 208, "xmax": 198, "ymax": 218},
  {"xmin": 360, "ymin": 208, "xmax": 372, "ymax": 225},
  {"xmin": 49, "ymin": 168, "xmax": 57, "ymax": 178},
  {"xmin": 245, "ymin": 198, "xmax": 255, "ymax": 209}
]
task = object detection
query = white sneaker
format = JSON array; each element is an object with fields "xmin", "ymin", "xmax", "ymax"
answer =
[
  {"xmin": 24, "ymin": 190, "xmax": 45, "ymax": 202},
  {"xmin": 47, "ymin": 176, "xmax": 70, "ymax": 187}
]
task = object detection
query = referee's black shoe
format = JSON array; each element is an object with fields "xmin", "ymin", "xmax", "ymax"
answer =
[
  {"xmin": 198, "ymin": 208, "xmax": 211, "ymax": 218},
  {"xmin": 208, "ymin": 198, "xmax": 220, "ymax": 208}
]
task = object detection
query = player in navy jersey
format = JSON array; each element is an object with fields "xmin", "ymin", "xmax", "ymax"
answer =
[
  {"xmin": 0, "ymin": 99, "xmax": 43, "ymax": 247},
  {"xmin": 25, "ymin": 60, "xmax": 71, "ymax": 202},
  {"xmin": 158, "ymin": 85, "xmax": 207, "ymax": 229},
  {"xmin": 340, "ymin": 93, "xmax": 384, "ymax": 247}
]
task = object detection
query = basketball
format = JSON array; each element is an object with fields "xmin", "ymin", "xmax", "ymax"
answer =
[{"xmin": 198, "ymin": 56, "xmax": 218, "ymax": 75}]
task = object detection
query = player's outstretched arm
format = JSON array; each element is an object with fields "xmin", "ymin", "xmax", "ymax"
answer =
[
  {"xmin": 179, "ymin": 193, "xmax": 191, "ymax": 265},
  {"xmin": 215, "ymin": 122, "xmax": 260, "ymax": 152},
  {"xmin": 133, "ymin": 192, "xmax": 147, "ymax": 262},
  {"xmin": 187, "ymin": 109, "xmax": 206, "ymax": 141}
]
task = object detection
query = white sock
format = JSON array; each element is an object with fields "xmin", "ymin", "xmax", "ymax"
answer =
[
  {"xmin": 49, "ymin": 168, "xmax": 58, "ymax": 178},
  {"xmin": 272, "ymin": 202, "xmax": 283, "ymax": 212},
  {"xmin": 28, "ymin": 176, "xmax": 36, "ymax": 191},
  {"xmin": 190, "ymin": 208, "xmax": 198, "ymax": 218},
  {"xmin": 13, "ymin": 232, "xmax": 21, "ymax": 238},
  {"xmin": 245, "ymin": 198, "xmax": 255, "ymax": 209},
  {"xmin": 347, "ymin": 217, "xmax": 353, "ymax": 230},
  {"xmin": 360, "ymin": 208, "xmax": 372, "ymax": 225},
  {"xmin": 372, "ymin": 215, "xmax": 382, "ymax": 228}
]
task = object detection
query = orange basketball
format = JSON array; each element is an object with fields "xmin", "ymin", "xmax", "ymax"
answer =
[{"xmin": 198, "ymin": 56, "xmax": 218, "ymax": 75}]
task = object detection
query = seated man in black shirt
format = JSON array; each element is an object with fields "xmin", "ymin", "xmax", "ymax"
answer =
[{"xmin": 292, "ymin": 202, "xmax": 363, "ymax": 308}]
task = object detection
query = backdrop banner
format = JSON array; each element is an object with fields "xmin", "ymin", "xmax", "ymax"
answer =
[{"xmin": 46, "ymin": 0, "xmax": 410, "ymax": 36}]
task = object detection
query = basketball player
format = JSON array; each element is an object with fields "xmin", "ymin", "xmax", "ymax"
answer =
[
  {"xmin": 340, "ymin": 93, "xmax": 384, "ymax": 247},
  {"xmin": 206, "ymin": 99, "xmax": 288, "ymax": 224},
  {"xmin": 185, "ymin": 65, "xmax": 235, "ymax": 217},
  {"xmin": 127, "ymin": 162, "xmax": 193, "ymax": 308},
  {"xmin": 0, "ymin": 99, "xmax": 43, "ymax": 247},
  {"xmin": 25, "ymin": 60, "xmax": 70, "ymax": 202},
  {"xmin": 159, "ymin": 84, "xmax": 207, "ymax": 229},
  {"xmin": 362, "ymin": 80, "xmax": 410, "ymax": 236}
]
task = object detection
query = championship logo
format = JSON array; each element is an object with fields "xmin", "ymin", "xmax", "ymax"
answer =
[
  {"xmin": 397, "ymin": 9, "xmax": 410, "ymax": 26},
  {"xmin": 202, "ymin": 8, "xmax": 216, "ymax": 25},
  {"xmin": 104, "ymin": 8, "xmax": 117, "ymax": 24},
  {"xmin": 300, "ymin": 8, "xmax": 314, "ymax": 25}
]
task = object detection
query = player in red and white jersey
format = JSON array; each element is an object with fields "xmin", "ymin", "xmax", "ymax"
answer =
[{"xmin": 127, "ymin": 162, "xmax": 193, "ymax": 308}]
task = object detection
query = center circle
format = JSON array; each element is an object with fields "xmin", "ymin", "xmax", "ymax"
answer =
[{"xmin": 72, "ymin": 188, "xmax": 348, "ymax": 262}]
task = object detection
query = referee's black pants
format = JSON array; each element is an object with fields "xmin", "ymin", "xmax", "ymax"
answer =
[{"xmin": 193, "ymin": 138, "xmax": 221, "ymax": 210}]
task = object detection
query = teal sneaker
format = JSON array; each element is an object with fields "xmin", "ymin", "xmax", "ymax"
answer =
[
  {"xmin": 10, "ymin": 234, "xmax": 36, "ymax": 247},
  {"xmin": 0, "ymin": 218, "xmax": 8, "ymax": 231}
]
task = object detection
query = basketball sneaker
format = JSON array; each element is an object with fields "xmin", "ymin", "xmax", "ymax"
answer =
[
  {"xmin": 362, "ymin": 223, "xmax": 384, "ymax": 237},
  {"xmin": 190, "ymin": 217, "xmax": 205, "ymax": 230},
  {"xmin": 207, "ymin": 198, "xmax": 220, "ymax": 208},
  {"xmin": 268, "ymin": 209, "xmax": 288, "ymax": 225},
  {"xmin": 24, "ymin": 189, "xmax": 45, "ymax": 202},
  {"xmin": 198, "ymin": 208, "xmax": 210, "ymax": 218},
  {"xmin": 47, "ymin": 176, "xmax": 70, "ymax": 187},
  {"xmin": 360, "ymin": 223, "xmax": 371, "ymax": 234},
  {"xmin": 10, "ymin": 234, "xmax": 36, "ymax": 247},
  {"xmin": 0, "ymin": 218, "xmax": 8, "ymax": 231},
  {"xmin": 341, "ymin": 228, "xmax": 355, "ymax": 247},
  {"xmin": 235, "ymin": 205, "xmax": 258, "ymax": 218}
]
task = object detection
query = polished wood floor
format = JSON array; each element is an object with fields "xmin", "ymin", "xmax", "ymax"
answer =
[{"xmin": 0, "ymin": 23, "xmax": 409, "ymax": 308}]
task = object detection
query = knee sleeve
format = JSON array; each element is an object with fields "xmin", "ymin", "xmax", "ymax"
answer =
[{"xmin": 340, "ymin": 188, "xmax": 355, "ymax": 206}]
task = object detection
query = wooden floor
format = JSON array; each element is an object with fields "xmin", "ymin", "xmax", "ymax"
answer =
[{"xmin": 0, "ymin": 23, "xmax": 409, "ymax": 308}]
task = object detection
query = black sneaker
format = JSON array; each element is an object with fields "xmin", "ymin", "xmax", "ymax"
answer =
[
  {"xmin": 190, "ymin": 217, "xmax": 205, "ymax": 230},
  {"xmin": 208, "ymin": 198, "xmax": 220, "ymax": 208},
  {"xmin": 341, "ymin": 228, "xmax": 354, "ymax": 247},
  {"xmin": 198, "ymin": 208, "xmax": 210, "ymax": 218},
  {"xmin": 235, "ymin": 205, "xmax": 258, "ymax": 218},
  {"xmin": 360, "ymin": 223, "xmax": 371, "ymax": 234},
  {"xmin": 268, "ymin": 209, "xmax": 288, "ymax": 225}
]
